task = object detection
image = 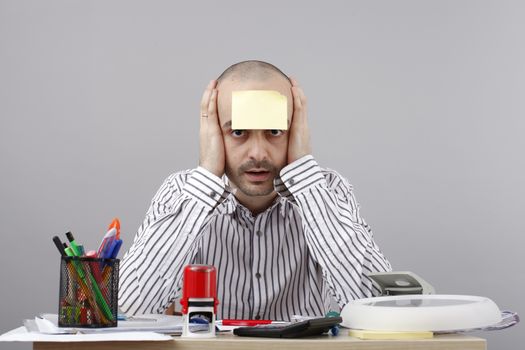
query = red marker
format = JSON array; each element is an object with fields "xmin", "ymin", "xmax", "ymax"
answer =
[{"xmin": 221, "ymin": 319, "xmax": 273, "ymax": 326}]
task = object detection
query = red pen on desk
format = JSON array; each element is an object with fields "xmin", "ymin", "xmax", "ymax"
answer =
[{"xmin": 222, "ymin": 319, "xmax": 273, "ymax": 326}]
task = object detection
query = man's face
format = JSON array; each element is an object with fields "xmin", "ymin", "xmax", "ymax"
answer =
[{"xmin": 217, "ymin": 76, "xmax": 293, "ymax": 197}]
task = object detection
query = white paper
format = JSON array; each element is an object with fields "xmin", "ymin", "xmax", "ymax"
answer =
[
  {"xmin": 0, "ymin": 313, "xmax": 212, "ymax": 342},
  {"xmin": 39, "ymin": 313, "xmax": 208, "ymax": 334},
  {"xmin": 0, "ymin": 326, "xmax": 171, "ymax": 342}
]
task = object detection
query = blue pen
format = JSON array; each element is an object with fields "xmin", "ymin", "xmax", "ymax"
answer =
[
  {"xmin": 109, "ymin": 239, "xmax": 123, "ymax": 259},
  {"xmin": 97, "ymin": 228, "xmax": 117, "ymax": 258},
  {"xmin": 104, "ymin": 239, "xmax": 117, "ymax": 259},
  {"xmin": 100, "ymin": 239, "xmax": 120, "ymax": 269}
]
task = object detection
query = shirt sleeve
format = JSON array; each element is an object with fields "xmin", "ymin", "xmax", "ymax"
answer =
[
  {"xmin": 118, "ymin": 167, "xmax": 231, "ymax": 315},
  {"xmin": 275, "ymin": 155, "xmax": 392, "ymax": 307}
]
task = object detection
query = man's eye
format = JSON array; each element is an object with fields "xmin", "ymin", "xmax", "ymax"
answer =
[
  {"xmin": 269, "ymin": 130, "xmax": 284, "ymax": 136},
  {"xmin": 231, "ymin": 130, "xmax": 245, "ymax": 137}
]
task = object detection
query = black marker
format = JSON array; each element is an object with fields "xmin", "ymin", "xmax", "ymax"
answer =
[{"xmin": 52, "ymin": 236, "xmax": 67, "ymax": 257}]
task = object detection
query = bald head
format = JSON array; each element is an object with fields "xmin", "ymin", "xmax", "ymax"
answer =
[
  {"xmin": 216, "ymin": 60, "xmax": 293, "ymax": 130},
  {"xmin": 217, "ymin": 60, "xmax": 291, "ymax": 86}
]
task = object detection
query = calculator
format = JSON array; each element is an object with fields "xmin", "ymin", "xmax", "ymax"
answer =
[{"xmin": 233, "ymin": 316, "xmax": 342, "ymax": 338}]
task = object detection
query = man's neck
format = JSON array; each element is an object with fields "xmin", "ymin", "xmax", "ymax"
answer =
[{"xmin": 232, "ymin": 188, "xmax": 278, "ymax": 216}]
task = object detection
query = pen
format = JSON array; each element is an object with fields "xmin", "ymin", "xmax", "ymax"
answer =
[
  {"xmin": 52, "ymin": 236, "xmax": 67, "ymax": 257},
  {"xmin": 60, "ymin": 242, "xmax": 100, "ymax": 323},
  {"xmin": 63, "ymin": 254, "xmax": 104, "ymax": 324},
  {"xmin": 221, "ymin": 319, "xmax": 273, "ymax": 326},
  {"xmin": 117, "ymin": 314, "xmax": 157, "ymax": 322},
  {"xmin": 108, "ymin": 239, "xmax": 123, "ymax": 259},
  {"xmin": 85, "ymin": 250, "xmax": 104, "ymax": 283},
  {"xmin": 64, "ymin": 246, "xmax": 75, "ymax": 257},
  {"xmin": 65, "ymin": 232, "xmax": 82, "ymax": 256},
  {"xmin": 97, "ymin": 228, "xmax": 117, "ymax": 258},
  {"xmin": 108, "ymin": 218, "xmax": 121, "ymax": 240},
  {"xmin": 64, "ymin": 243, "xmax": 113, "ymax": 321}
]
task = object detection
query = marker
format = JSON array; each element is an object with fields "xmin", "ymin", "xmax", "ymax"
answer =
[
  {"xmin": 65, "ymin": 232, "xmax": 82, "ymax": 257},
  {"xmin": 108, "ymin": 239, "xmax": 123, "ymax": 259},
  {"xmin": 52, "ymin": 236, "xmax": 67, "ymax": 257},
  {"xmin": 221, "ymin": 319, "xmax": 273, "ymax": 326},
  {"xmin": 85, "ymin": 250, "xmax": 104, "ymax": 286},
  {"xmin": 108, "ymin": 218, "xmax": 121, "ymax": 240},
  {"xmin": 86, "ymin": 250, "xmax": 97, "ymax": 257},
  {"xmin": 97, "ymin": 228, "xmax": 117, "ymax": 258},
  {"xmin": 64, "ymin": 245, "xmax": 76, "ymax": 258},
  {"xmin": 100, "ymin": 235, "xmax": 116, "ymax": 259},
  {"xmin": 63, "ymin": 240, "xmax": 113, "ymax": 321}
]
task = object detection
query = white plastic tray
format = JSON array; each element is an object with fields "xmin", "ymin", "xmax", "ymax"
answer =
[{"xmin": 341, "ymin": 294, "xmax": 502, "ymax": 331}]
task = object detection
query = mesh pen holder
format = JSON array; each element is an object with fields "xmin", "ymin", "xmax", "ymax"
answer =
[{"xmin": 58, "ymin": 256, "xmax": 119, "ymax": 328}]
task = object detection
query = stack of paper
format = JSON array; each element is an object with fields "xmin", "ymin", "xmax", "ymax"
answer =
[
  {"xmin": 0, "ymin": 327, "xmax": 171, "ymax": 342},
  {"xmin": 0, "ymin": 313, "xmax": 213, "ymax": 343},
  {"xmin": 35, "ymin": 313, "xmax": 208, "ymax": 335}
]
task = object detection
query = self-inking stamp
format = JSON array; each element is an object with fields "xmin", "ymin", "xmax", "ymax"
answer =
[{"xmin": 180, "ymin": 265, "xmax": 219, "ymax": 337}]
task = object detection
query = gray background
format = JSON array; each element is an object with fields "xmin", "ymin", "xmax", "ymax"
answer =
[{"xmin": 0, "ymin": 0, "xmax": 523, "ymax": 349}]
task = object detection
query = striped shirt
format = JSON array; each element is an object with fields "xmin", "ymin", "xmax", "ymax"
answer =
[{"xmin": 118, "ymin": 155, "xmax": 392, "ymax": 320}]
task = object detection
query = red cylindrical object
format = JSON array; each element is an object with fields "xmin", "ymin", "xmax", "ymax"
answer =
[{"xmin": 180, "ymin": 265, "xmax": 218, "ymax": 314}]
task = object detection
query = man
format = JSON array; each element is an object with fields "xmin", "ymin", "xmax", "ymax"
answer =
[{"xmin": 119, "ymin": 60, "xmax": 392, "ymax": 320}]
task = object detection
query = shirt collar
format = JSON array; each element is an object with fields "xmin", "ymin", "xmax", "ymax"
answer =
[{"xmin": 216, "ymin": 175, "xmax": 290, "ymax": 218}]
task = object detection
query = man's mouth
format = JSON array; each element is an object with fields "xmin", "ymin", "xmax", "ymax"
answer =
[{"xmin": 244, "ymin": 169, "xmax": 272, "ymax": 182}]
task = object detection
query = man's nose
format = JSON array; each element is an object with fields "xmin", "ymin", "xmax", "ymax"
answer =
[{"xmin": 247, "ymin": 132, "xmax": 269, "ymax": 161}]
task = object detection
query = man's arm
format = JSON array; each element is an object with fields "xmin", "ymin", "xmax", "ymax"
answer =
[
  {"xmin": 118, "ymin": 168, "xmax": 230, "ymax": 315},
  {"xmin": 278, "ymin": 79, "xmax": 391, "ymax": 307},
  {"xmin": 276, "ymin": 156, "xmax": 392, "ymax": 306},
  {"xmin": 119, "ymin": 80, "xmax": 228, "ymax": 315}
]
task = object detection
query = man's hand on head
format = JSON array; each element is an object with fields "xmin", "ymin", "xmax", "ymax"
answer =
[
  {"xmin": 287, "ymin": 77, "xmax": 312, "ymax": 164},
  {"xmin": 199, "ymin": 79, "xmax": 225, "ymax": 178}
]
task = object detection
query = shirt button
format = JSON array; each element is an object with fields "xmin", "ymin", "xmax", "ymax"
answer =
[
  {"xmin": 254, "ymin": 314, "xmax": 261, "ymax": 320},
  {"xmin": 209, "ymin": 191, "xmax": 217, "ymax": 198},
  {"xmin": 256, "ymin": 231, "xmax": 262, "ymax": 236},
  {"xmin": 289, "ymin": 178, "xmax": 295, "ymax": 185},
  {"xmin": 255, "ymin": 272, "xmax": 261, "ymax": 279}
]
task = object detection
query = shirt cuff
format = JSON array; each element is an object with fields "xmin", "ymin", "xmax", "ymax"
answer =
[
  {"xmin": 275, "ymin": 155, "xmax": 326, "ymax": 198},
  {"xmin": 182, "ymin": 167, "xmax": 231, "ymax": 210}
]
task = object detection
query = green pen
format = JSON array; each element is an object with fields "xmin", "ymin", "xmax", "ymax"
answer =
[
  {"xmin": 64, "ymin": 244, "xmax": 113, "ymax": 321},
  {"xmin": 65, "ymin": 232, "xmax": 82, "ymax": 256}
]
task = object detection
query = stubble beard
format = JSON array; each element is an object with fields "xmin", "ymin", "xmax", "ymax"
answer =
[{"xmin": 225, "ymin": 160, "xmax": 280, "ymax": 197}]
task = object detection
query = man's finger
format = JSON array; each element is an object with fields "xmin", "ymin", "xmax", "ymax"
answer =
[
  {"xmin": 290, "ymin": 86, "xmax": 303, "ymax": 129},
  {"xmin": 292, "ymin": 86, "xmax": 303, "ymax": 112},
  {"xmin": 297, "ymin": 86, "xmax": 307, "ymax": 108},
  {"xmin": 207, "ymin": 89, "xmax": 219, "ymax": 126},
  {"xmin": 290, "ymin": 78, "xmax": 306, "ymax": 106},
  {"xmin": 200, "ymin": 80, "xmax": 216, "ymax": 116}
]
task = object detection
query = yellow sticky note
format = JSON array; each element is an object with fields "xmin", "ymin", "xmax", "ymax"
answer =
[
  {"xmin": 231, "ymin": 90, "xmax": 288, "ymax": 130},
  {"xmin": 348, "ymin": 329, "xmax": 434, "ymax": 340}
]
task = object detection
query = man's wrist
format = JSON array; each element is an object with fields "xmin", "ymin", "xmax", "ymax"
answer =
[
  {"xmin": 183, "ymin": 167, "xmax": 231, "ymax": 210},
  {"xmin": 198, "ymin": 162, "xmax": 224, "ymax": 178},
  {"xmin": 278, "ymin": 155, "xmax": 326, "ymax": 195}
]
